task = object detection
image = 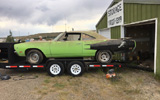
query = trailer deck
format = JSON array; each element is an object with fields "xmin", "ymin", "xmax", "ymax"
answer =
[{"xmin": 0, "ymin": 43, "xmax": 121, "ymax": 76}]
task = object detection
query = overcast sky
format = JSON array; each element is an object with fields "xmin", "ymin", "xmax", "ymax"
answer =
[{"xmin": 0, "ymin": 0, "xmax": 112, "ymax": 37}]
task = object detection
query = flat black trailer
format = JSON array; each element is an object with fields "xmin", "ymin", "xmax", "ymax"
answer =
[{"xmin": 0, "ymin": 43, "xmax": 121, "ymax": 76}]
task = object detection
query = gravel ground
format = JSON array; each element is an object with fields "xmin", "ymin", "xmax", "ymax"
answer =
[{"xmin": 0, "ymin": 68, "xmax": 160, "ymax": 100}]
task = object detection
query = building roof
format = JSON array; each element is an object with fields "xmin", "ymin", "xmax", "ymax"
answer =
[
  {"xmin": 114, "ymin": 0, "xmax": 160, "ymax": 5},
  {"xmin": 96, "ymin": 0, "xmax": 160, "ymax": 27}
]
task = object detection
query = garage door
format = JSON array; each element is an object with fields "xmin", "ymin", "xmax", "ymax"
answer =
[{"xmin": 98, "ymin": 28, "xmax": 111, "ymax": 39}]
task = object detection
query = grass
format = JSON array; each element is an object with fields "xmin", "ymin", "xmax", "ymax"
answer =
[
  {"xmin": 44, "ymin": 79, "xmax": 50, "ymax": 84},
  {"xmin": 53, "ymin": 83, "xmax": 65, "ymax": 88},
  {"xmin": 35, "ymin": 75, "xmax": 39, "ymax": 78},
  {"xmin": 154, "ymin": 74, "xmax": 160, "ymax": 81},
  {"xmin": 37, "ymin": 90, "xmax": 43, "ymax": 94},
  {"xmin": 157, "ymin": 90, "xmax": 160, "ymax": 94},
  {"xmin": 37, "ymin": 77, "xmax": 67, "ymax": 97},
  {"xmin": 19, "ymin": 74, "xmax": 24, "ymax": 77},
  {"xmin": 33, "ymin": 68, "xmax": 160, "ymax": 100},
  {"xmin": 96, "ymin": 68, "xmax": 104, "ymax": 75},
  {"xmin": 124, "ymin": 89, "xmax": 141, "ymax": 94}
]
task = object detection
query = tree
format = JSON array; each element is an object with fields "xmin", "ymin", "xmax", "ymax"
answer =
[
  {"xmin": 9, "ymin": 30, "xmax": 12, "ymax": 36},
  {"xmin": 6, "ymin": 30, "xmax": 14, "ymax": 43}
]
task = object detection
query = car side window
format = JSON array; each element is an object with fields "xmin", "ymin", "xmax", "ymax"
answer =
[
  {"xmin": 67, "ymin": 34, "xmax": 81, "ymax": 41},
  {"xmin": 82, "ymin": 34, "xmax": 95, "ymax": 40},
  {"xmin": 57, "ymin": 33, "xmax": 81, "ymax": 41},
  {"xmin": 57, "ymin": 34, "xmax": 66, "ymax": 41}
]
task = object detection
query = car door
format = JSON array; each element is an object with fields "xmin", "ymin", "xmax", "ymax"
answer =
[
  {"xmin": 82, "ymin": 33, "xmax": 98, "ymax": 57},
  {"xmin": 50, "ymin": 33, "xmax": 83, "ymax": 57}
]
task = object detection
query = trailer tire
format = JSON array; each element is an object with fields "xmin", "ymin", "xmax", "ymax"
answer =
[
  {"xmin": 47, "ymin": 62, "xmax": 64, "ymax": 77},
  {"xmin": 26, "ymin": 50, "xmax": 43, "ymax": 64},
  {"xmin": 96, "ymin": 50, "xmax": 112, "ymax": 63},
  {"xmin": 67, "ymin": 61, "xmax": 85, "ymax": 76}
]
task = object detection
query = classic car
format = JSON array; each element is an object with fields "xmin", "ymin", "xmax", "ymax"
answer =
[{"xmin": 14, "ymin": 31, "xmax": 136, "ymax": 64}]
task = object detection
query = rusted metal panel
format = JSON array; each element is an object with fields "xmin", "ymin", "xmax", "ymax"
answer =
[{"xmin": 90, "ymin": 39, "xmax": 135, "ymax": 52}]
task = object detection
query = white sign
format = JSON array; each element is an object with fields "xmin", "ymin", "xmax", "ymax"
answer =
[{"xmin": 107, "ymin": 0, "xmax": 124, "ymax": 28}]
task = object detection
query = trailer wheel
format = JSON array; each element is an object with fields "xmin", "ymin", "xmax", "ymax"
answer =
[
  {"xmin": 96, "ymin": 50, "xmax": 112, "ymax": 63},
  {"xmin": 26, "ymin": 50, "xmax": 43, "ymax": 64},
  {"xmin": 47, "ymin": 62, "xmax": 64, "ymax": 77},
  {"xmin": 67, "ymin": 61, "xmax": 85, "ymax": 76}
]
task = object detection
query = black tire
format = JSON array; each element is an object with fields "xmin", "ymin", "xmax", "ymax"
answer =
[
  {"xmin": 26, "ymin": 50, "xmax": 43, "ymax": 64},
  {"xmin": 67, "ymin": 61, "xmax": 85, "ymax": 76},
  {"xmin": 96, "ymin": 50, "xmax": 112, "ymax": 63},
  {"xmin": 47, "ymin": 62, "xmax": 64, "ymax": 77}
]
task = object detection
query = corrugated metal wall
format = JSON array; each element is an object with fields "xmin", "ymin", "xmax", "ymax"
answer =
[
  {"xmin": 111, "ymin": 26, "xmax": 121, "ymax": 39},
  {"xmin": 157, "ymin": 20, "xmax": 160, "ymax": 76},
  {"xmin": 111, "ymin": 26, "xmax": 121, "ymax": 60},
  {"xmin": 96, "ymin": 2, "xmax": 160, "ymax": 76},
  {"xmin": 96, "ymin": 15, "xmax": 107, "ymax": 31},
  {"xmin": 124, "ymin": 4, "xmax": 159, "ymax": 24}
]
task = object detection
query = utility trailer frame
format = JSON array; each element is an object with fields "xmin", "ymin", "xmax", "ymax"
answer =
[{"xmin": 0, "ymin": 43, "xmax": 121, "ymax": 76}]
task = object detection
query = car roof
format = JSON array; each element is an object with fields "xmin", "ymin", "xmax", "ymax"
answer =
[{"xmin": 65, "ymin": 31, "xmax": 107, "ymax": 40}]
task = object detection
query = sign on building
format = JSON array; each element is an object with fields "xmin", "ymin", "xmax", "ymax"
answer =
[{"xmin": 107, "ymin": 0, "xmax": 124, "ymax": 28}]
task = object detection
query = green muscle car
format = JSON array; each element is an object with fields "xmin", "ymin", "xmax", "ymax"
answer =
[{"xmin": 14, "ymin": 31, "xmax": 136, "ymax": 64}]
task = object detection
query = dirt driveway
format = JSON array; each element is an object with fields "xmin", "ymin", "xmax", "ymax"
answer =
[{"xmin": 0, "ymin": 68, "xmax": 160, "ymax": 100}]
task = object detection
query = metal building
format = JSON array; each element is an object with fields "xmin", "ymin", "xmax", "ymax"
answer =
[{"xmin": 96, "ymin": 0, "xmax": 160, "ymax": 76}]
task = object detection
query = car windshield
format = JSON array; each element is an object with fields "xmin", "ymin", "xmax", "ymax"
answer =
[{"xmin": 53, "ymin": 33, "xmax": 64, "ymax": 41}]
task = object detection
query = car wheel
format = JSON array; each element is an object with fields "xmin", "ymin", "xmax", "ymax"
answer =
[
  {"xmin": 67, "ymin": 61, "xmax": 85, "ymax": 76},
  {"xmin": 26, "ymin": 50, "xmax": 43, "ymax": 64},
  {"xmin": 96, "ymin": 50, "xmax": 112, "ymax": 63},
  {"xmin": 47, "ymin": 62, "xmax": 64, "ymax": 77}
]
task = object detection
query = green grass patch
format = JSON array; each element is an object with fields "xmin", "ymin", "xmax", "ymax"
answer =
[
  {"xmin": 19, "ymin": 74, "xmax": 24, "ymax": 77},
  {"xmin": 53, "ymin": 83, "xmax": 65, "ymax": 88},
  {"xmin": 97, "ymin": 68, "xmax": 104, "ymax": 75},
  {"xmin": 154, "ymin": 74, "xmax": 160, "ymax": 81},
  {"xmin": 35, "ymin": 75, "xmax": 39, "ymax": 78},
  {"xmin": 44, "ymin": 79, "xmax": 50, "ymax": 84},
  {"xmin": 124, "ymin": 89, "xmax": 141, "ymax": 94}
]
